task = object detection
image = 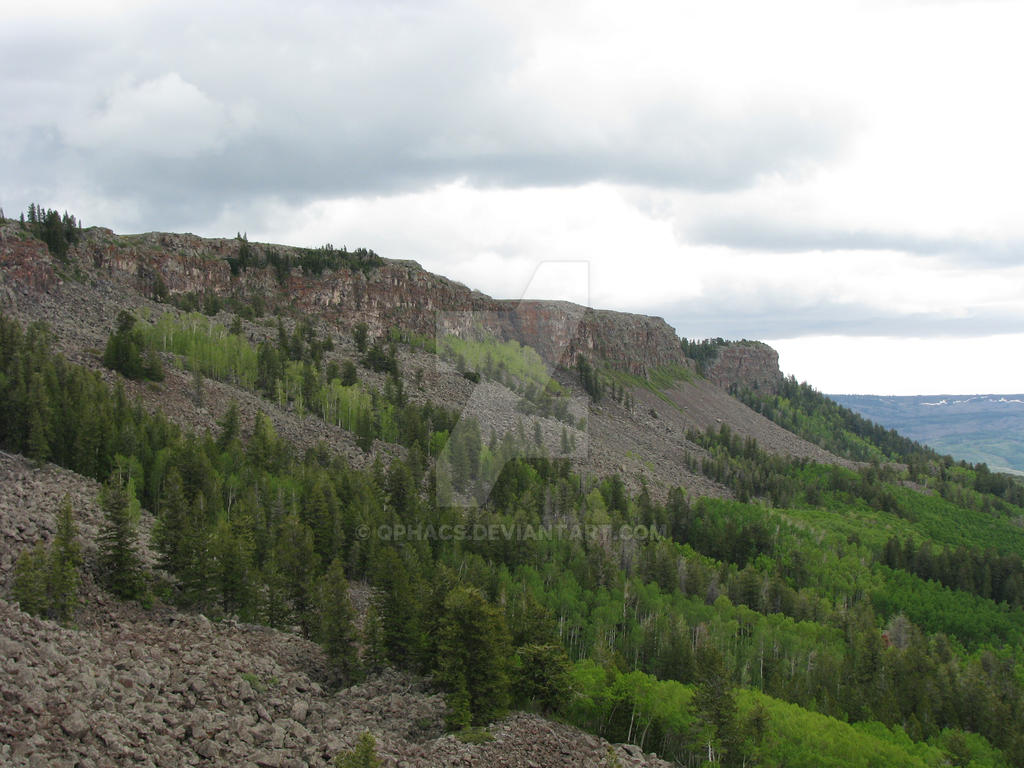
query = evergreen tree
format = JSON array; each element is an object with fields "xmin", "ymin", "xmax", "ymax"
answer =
[
  {"xmin": 11, "ymin": 543, "xmax": 50, "ymax": 617},
  {"xmin": 179, "ymin": 492, "xmax": 214, "ymax": 608},
  {"xmin": 258, "ymin": 554, "xmax": 292, "ymax": 629},
  {"xmin": 48, "ymin": 494, "xmax": 80, "ymax": 622},
  {"xmin": 274, "ymin": 513, "xmax": 319, "ymax": 614},
  {"xmin": 26, "ymin": 373, "xmax": 52, "ymax": 465},
  {"xmin": 693, "ymin": 645, "xmax": 744, "ymax": 766},
  {"xmin": 371, "ymin": 549, "xmax": 420, "ymax": 666},
  {"xmin": 217, "ymin": 400, "xmax": 241, "ymax": 450},
  {"xmin": 352, "ymin": 322, "xmax": 369, "ymax": 354},
  {"xmin": 361, "ymin": 603, "xmax": 387, "ymax": 674},
  {"xmin": 512, "ymin": 643, "xmax": 572, "ymax": 714},
  {"xmin": 98, "ymin": 479, "xmax": 146, "ymax": 601},
  {"xmin": 444, "ymin": 673, "xmax": 472, "ymax": 731},
  {"xmin": 211, "ymin": 517, "xmax": 252, "ymax": 619},
  {"xmin": 436, "ymin": 586, "xmax": 512, "ymax": 726},
  {"xmin": 153, "ymin": 469, "xmax": 189, "ymax": 577},
  {"xmin": 341, "ymin": 360, "xmax": 358, "ymax": 387},
  {"xmin": 334, "ymin": 731, "xmax": 380, "ymax": 768},
  {"xmin": 313, "ymin": 558, "xmax": 361, "ymax": 685}
]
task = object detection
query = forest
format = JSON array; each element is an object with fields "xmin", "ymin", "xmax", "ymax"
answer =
[{"xmin": 4, "ymin": 304, "xmax": 1024, "ymax": 767}]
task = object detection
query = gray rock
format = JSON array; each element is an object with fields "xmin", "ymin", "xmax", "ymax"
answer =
[
  {"xmin": 61, "ymin": 710, "xmax": 90, "ymax": 739},
  {"xmin": 195, "ymin": 739, "xmax": 219, "ymax": 759},
  {"xmin": 253, "ymin": 751, "xmax": 284, "ymax": 768},
  {"xmin": 289, "ymin": 699, "xmax": 308, "ymax": 723}
]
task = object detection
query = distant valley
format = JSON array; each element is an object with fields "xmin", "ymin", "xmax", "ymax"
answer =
[{"xmin": 830, "ymin": 393, "xmax": 1024, "ymax": 475}]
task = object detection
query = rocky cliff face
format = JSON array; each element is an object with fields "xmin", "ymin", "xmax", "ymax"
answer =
[
  {"xmin": 3, "ymin": 223, "xmax": 788, "ymax": 386},
  {"xmin": 705, "ymin": 342, "xmax": 783, "ymax": 394},
  {"xmin": 9, "ymin": 225, "xmax": 688, "ymax": 377},
  {"xmin": 0, "ymin": 233, "xmax": 58, "ymax": 305}
]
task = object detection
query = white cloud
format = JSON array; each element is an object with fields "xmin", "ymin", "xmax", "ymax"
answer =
[{"xmin": 62, "ymin": 73, "xmax": 236, "ymax": 159}]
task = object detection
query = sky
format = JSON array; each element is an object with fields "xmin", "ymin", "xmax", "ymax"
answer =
[{"xmin": 3, "ymin": 0, "xmax": 1023, "ymax": 395}]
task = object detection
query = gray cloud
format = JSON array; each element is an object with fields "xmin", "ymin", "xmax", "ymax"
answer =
[
  {"xmin": 0, "ymin": 1, "xmax": 850, "ymax": 231},
  {"xmin": 687, "ymin": 215, "xmax": 1023, "ymax": 266},
  {"xmin": 648, "ymin": 296, "xmax": 1024, "ymax": 341}
]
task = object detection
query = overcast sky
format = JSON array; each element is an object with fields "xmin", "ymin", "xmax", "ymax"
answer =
[{"xmin": 3, "ymin": 0, "xmax": 1023, "ymax": 395}]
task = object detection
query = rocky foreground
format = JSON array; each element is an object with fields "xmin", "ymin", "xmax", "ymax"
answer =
[{"xmin": 0, "ymin": 453, "xmax": 671, "ymax": 768}]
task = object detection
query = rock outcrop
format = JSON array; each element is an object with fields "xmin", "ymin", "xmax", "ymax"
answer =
[
  {"xmin": 705, "ymin": 341, "xmax": 783, "ymax": 394},
  {"xmin": 3, "ymin": 224, "xmax": 688, "ymax": 377}
]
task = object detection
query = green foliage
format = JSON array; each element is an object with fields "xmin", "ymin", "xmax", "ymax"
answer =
[
  {"xmin": 22, "ymin": 204, "xmax": 81, "ymax": 260},
  {"xmin": 6, "ymin": 311, "xmax": 1024, "ymax": 766},
  {"xmin": 137, "ymin": 312, "xmax": 257, "ymax": 388},
  {"xmin": 311, "ymin": 558, "xmax": 361, "ymax": 685},
  {"xmin": 693, "ymin": 645, "xmax": 744, "ymax": 766},
  {"xmin": 361, "ymin": 603, "xmax": 386, "ymax": 674},
  {"xmin": 440, "ymin": 333, "xmax": 556, "ymax": 393},
  {"xmin": 49, "ymin": 493, "xmax": 81, "ymax": 621},
  {"xmin": 436, "ymin": 586, "xmax": 512, "ymax": 726},
  {"xmin": 576, "ymin": 356, "xmax": 603, "ymax": 401},
  {"xmin": 340, "ymin": 360, "xmax": 358, "ymax": 386},
  {"xmin": 11, "ymin": 544, "xmax": 50, "ymax": 616},
  {"xmin": 680, "ymin": 337, "xmax": 727, "ymax": 375},
  {"xmin": 10, "ymin": 499, "xmax": 81, "ymax": 622},
  {"xmin": 134, "ymin": 311, "xmax": 457, "ymax": 457},
  {"xmin": 737, "ymin": 375, "xmax": 933, "ymax": 464},
  {"xmin": 454, "ymin": 726, "xmax": 494, "ymax": 744},
  {"xmin": 439, "ymin": 332, "xmax": 573, "ymax": 423},
  {"xmin": 352, "ymin": 322, "xmax": 369, "ymax": 354},
  {"xmin": 98, "ymin": 479, "xmax": 147, "ymax": 601},
  {"xmin": 102, "ymin": 311, "xmax": 164, "ymax": 382},
  {"xmin": 226, "ymin": 236, "xmax": 383, "ymax": 283},
  {"xmin": 512, "ymin": 643, "xmax": 573, "ymax": 713},
  {"xmin": 361, "ymin": 341, "xmax": 397, "ymax": 375},
  {"xmin": 334, "ymin": 731, "xmax": 380, "ymax": 768}
]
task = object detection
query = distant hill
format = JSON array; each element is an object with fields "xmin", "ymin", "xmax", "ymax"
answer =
[{"xmin": 830, "ymin": 394, "xmax": 1024, "ymax": 475}]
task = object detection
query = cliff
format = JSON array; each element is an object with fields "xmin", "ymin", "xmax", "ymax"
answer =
[
  {"xmin": 1, "ymin": 223, "xmax": 785, "ymax": 387},
  {"xmin": 6, "ymin": 226, "xmax": 687, "ymax": 377},
  {"xmin": 704, "ymin": 341, "xmax": 783, "ymax": 394}
]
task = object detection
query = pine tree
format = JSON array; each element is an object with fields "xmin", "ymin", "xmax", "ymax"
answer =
[
  {"xmin": 217, "ymin": 400, "xmax": 241, "ymax": 450},
  {"xmin": 274, "ymin": 513, "xmax": 319, "ymax": 616},
  {"xmin": 27, "ymin": 404, "xmax": 50, "ymax": 465},
  {"xmin": 361, "ymin": 603, "xmax": 386, "ymax": 674},
  {"xmin": 98, "ymin": 480, "xmax": 146, "ymax": 601},
  {"xmin": 334, "ymin": 731, "xmax": 380, "ymax": 768},
  {"xmin": 436, "ymin": 586, "xmax": 511, "ymax": 726},
  {"xmin": 47, "ymin": 494, "xmax": 80, "ymax": 622},
  {"xmin": 371, "ymin": 549, "xmax": 421, "ymax": 667},
  {"xmin": 444, "ymin": 673, "xmax": 472, "ymax": 731},
  {"xmin": 313, "ymin": 558, "xmax": 361, "ymax": 685},
  {"xmin": 154, "ymin": 469, "xmax": 189, "ymax": 576},
  {"xmin": 352, "ymin": 322, "xmax": 369, "ymax": 354},
  {"xmin": 26, "ymin": 373, "xmax": 52, "ymax": 465},
  {"xmin": 693, "ymin": 645, "xmax": 744, "ymax": 767},
  {"xmin": 179, "ymin": 492, "xmax": 214, "ymax": 608},
  {"xmin": 258, "ymin": 554, "xmax": 292, "ymax": 629},
  {"xmin": 512, "ymin": 643, "xmax": 572, "ymax": 714},
  {"xmin": 211, "ymin": 517, "xmax": 252, "ymax": 619},
  {"xmin": 341, "ymin": 360, "xmax": 358, "ymax": 386},
  {"xmin": 303, "ymin": 476, "xmax": 338, "ymax": 564},
  {"xmin": 11, "ymin": 543, "xmax": 49, "ymax": 616}
]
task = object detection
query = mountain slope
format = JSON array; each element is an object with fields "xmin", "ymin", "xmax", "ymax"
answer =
[
  {"xmin": 4, "ymin": 215, "xmax": 1024, "ymax": 768},
  {"xmin": 1, "ymin": 221, "xmax": 850, "ymax": 500},
  {"xmin": 831, "ymin": 394, "xmax": 1024, "ymax": 475}
]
